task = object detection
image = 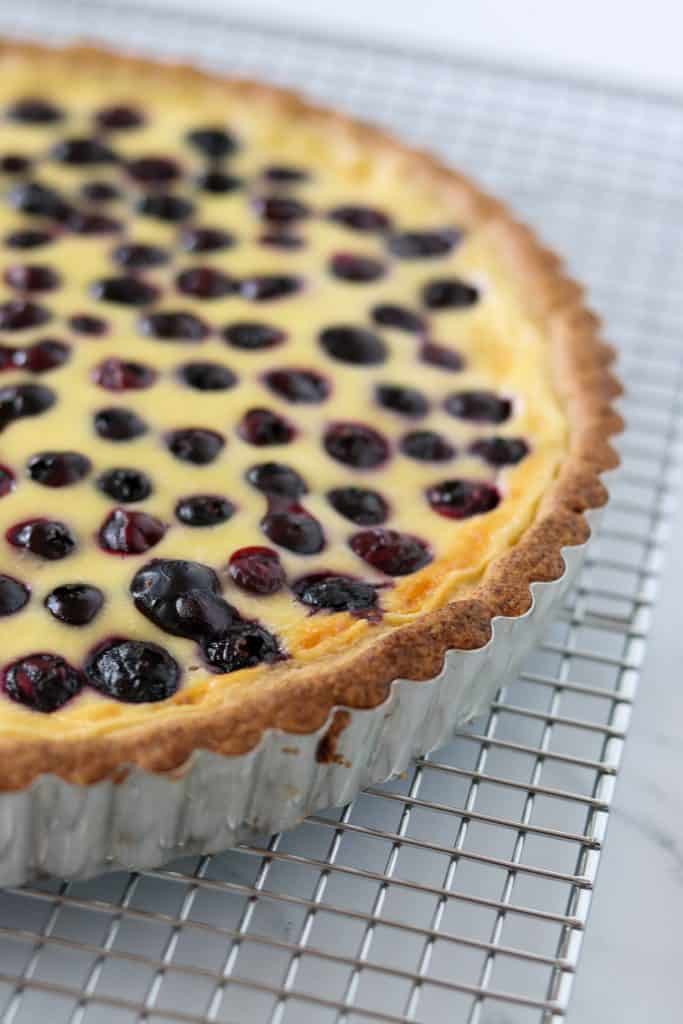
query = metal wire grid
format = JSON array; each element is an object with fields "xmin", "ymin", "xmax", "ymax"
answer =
[{"xmin": 0, "ymin": 2, "xmax": 680, "ymax": 1021}]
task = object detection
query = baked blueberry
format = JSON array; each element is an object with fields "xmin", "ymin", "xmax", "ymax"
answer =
[
  {"xmin": 327, "ymin": 486, "xmax": 388, "ymax": 525},
  {"xmin": 165, "ymin": 427, "xmax": 225, "ymax": 464},
  {"xmin": 86, "ymin": 638, "xmax": 179, "ymax": 703},
  {"xmin": 0, "ymin": 299, "xmax": 51, "ymax": 330},
  {"xmin": 375, "ymin": 384, "xmax": 429, "ymax": 418},
  {"xmin": 420, "ymin": 341, "xmax": 464, "ymax": 371},
  {"xmin": 95, "ymin": 105, "xmax": 144, "ymax": 131},
  {"xmin": 328, "ymin": 205, "xmax": 391, "ymax": 232},
  {"xmin": 50, "ymin": 137, "xmax": 117, "ymax": 165},
  {"xmin": 469, "ymin": 437, "xmax": 529, "ymax": 466},
  {"xmin": 426, "ymin": 479, "xmax": 501, "ymax": 519},
  {"xmin": 178, "ymin": 361, "xmax": 237, "ymax": 391},
  {"xmin": 422, "ymin": 277, "xmax": 479, "ymax": 309},
  {"xmin": 293, "ymin": 573, "xmax": 378, "ymax": 613},
  {"xmin": 179, "ymin": 226, "xmax": 235, "ymax": 253},
  {"xmin": 112, "ymin": 243, "xmax": 169, "ymax": 269},
  {"xmin": 201, "ymin": 623, "xmax": 281, "ymax": 673},
  {"xmin": 5, "ymin": 228, "xmax": 53, "ymax": 249},
  {"xmin": 0, "ymin": 574, "xmax": 29, "ymax": 616},
  {"xmin": 223, "ymin": 321, "xmax": 285, "ymax": 350},
  {"xmin": 0, "ymin": 382, "xmax": 55, "ymax": 430},
  {"xmin": 130, "ymin": 558, "xmax": 235, "ymax": 640},
  {"xmin": 388, "ymin": 229, "xmax": 460, "ymax": 258},
  {"xmin": 97, "ymin": 467, "xmax": 152, "ymax": 503},
  {"xmin": 127, "ymin": 156, "xmax": 181, "ymax": 186},
  {"xmin": 176, "ymin": 266, "xmax": 235, "ymax": 299},
  {"xmin": 7, "ymin": 98, "xmax": 63, "ymax": 124},
  {"xmin": 371, "ymin": 303, "xmax": 425, "ymax": 333},
  {"xmin": 139, "ymin": 310, "xmax": 209, "ymax": 342},
  {"xmin": 45, "ymin": 583, "xmax": 104, "ymax": 626},
  {"xmin": 91, "ymin": 276, "xmax": 159, "ymax": 306},
  {"xmin": 444, "ymin": 390, "xmax": 512, "ymax": 423},
  {"xmin": 261, "ymin": 508, "xmax": 325, "ymax": 555},
  {"xmin": 196, "ymin": 169, "xmax": 243, "ymax": 193},
  {"xmin": 4, "ymin": 264, "xmax": 59, "ymax": 292},
  {"xmin": 252, "ymin": 196, "xmax": 311, "ymax": 223},
  {"xmin": 400, "ymin": 430, "xmax": 455, "ymax": 462},
  {"xmin": 137, "ymin": 193, "xmax": 195, "ymax": 222},
  {"xmin": 324, "ymin": 422, "xmax": 389, "ymax": 469},
  {"xmin": 350, "ymin": 528, "xmax": 432, "ymax": 576},
  {"xmin": 175, "ymin": 494, "xmax": 235, "ymax": 527},
  {"xmin": 7, "ymin": 518, "xmax": 75, "ymax": 560},
  {"xmin": 0, "ymin": 464, "xmax": 15, "ymax": 497},
  {"xmin": 263, "ymin": 165, "xmax": 310, "ymax": 184},
  {"xmin": 98, "ymin": 508, "xmax": 166, "ymax": 554},
  {"xmin": 94, "ymin": 407, "xmax": 148, "ymax": 442},
  {"xmin": 8, "ymin": 181, "xmax": 70, "ymax": 220},
  {"xmin": 3, "ymin": 653, "xmax": 83, "ymax": 712},
  {"xmin": 185, "ymin": 127, "xmax": 238, "ymax": 159},
  {"xmin": 263, "ymin": 368, "xmax": 330, "ymax": 404},
  {"xmin": 80, "ymin": 181, "xmax": 122, "ymax": 202},
  {"xmin": 319, "ymin": 325, "xmax": 386, "ymax": 366},
  {"xmin": 67, "ymin": 211, "xmax": 122, "ymax": 235},
  {"xmin": 0, "ymin": 154, "xmax": 32, "ymax": 174},
  {"xmin": 26, "ymin": 451, "xmax": 92, "ymax": 486},
  {"xmin": 246, "ymin": 462, "xmax": 307, "ymax": 499},
  {"xmin": 238, "ymin": 408, "xmax": 295, "ymax": 446},
  {"xmin": 259, "ymin": 232, "xmax": 304, "ymax": 250},
  {"xmin": 228, "ymin": 546, "xmax": 286, "ymax": 595},
  {"xmin": 69, "ymin": 313, "xmax": 108, "ymax": 336},
  {"xmin": 93, "ymin": 357, "xmax": 156, "ymax": 391},
  {"xmin": 14, "ymin": 339, "xmax": 70, "ymax": 373},
  {"xmin": 329, "ymin": 253, "xmax": 385, "ymax": 283},
  {"xmin": 240, "ymin": 275, "xmax": 302, "ymax": 301}
]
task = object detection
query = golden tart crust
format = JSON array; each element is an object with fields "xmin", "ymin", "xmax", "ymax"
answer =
[{"xmin": 0, "ymin": 41, "xmax": 621, "ymax": 789}]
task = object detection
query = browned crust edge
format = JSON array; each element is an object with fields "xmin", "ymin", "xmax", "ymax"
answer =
[{"xmin": 0, "ymin": 40, "xmax": 622, "ymax": 791}]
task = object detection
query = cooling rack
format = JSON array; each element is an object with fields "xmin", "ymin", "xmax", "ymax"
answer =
[{"xmin": 0, "ymin": 2, "xmax": 681, "ymax": 1021}]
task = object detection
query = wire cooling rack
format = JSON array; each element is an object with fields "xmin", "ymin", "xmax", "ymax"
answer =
[{"xmin": 0, "ymin": 2, "xmax": 681, "ymax": 1022}]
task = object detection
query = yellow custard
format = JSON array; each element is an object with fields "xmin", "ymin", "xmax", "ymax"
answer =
[{"xmin": 0, "ymin": 49, "xmax": 566, "ymax": 740}]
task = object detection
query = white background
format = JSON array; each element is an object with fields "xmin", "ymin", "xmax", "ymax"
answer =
[{"xmin": 147, "ymin": 0, "xmax": 683, "ymax": 96}]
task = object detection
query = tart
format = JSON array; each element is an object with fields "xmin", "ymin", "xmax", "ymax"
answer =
[{"xmin": 0, "ymin": 41, "xmax": 620, "ymax": 791}]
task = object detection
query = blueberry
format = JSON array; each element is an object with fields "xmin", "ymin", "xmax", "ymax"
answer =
[
  {"xmin": 420, "ymin": 342, "xmax": 464, "ymax": 371},
  {"xmin": 0, "ymin": 154, "xmax": 31, "ymax": 175},
  {"xmin": 176, "ymin": 494, "xmax": 235, "ymax": 527},
  {"xmin": 94, "ymin": 407, "xmax": 148, "ymax": 442},
  {"xmin": 85, "ymin": 639, "xmax": 179, "ymax": 703},
  {"xmin": 201, "ymin": 624, "xmax": 281, "ymax": 674},
  {"xmin": 259, "ymin": 232, "xmax": 304, "ymax": 250},
  {"xmin": 223, "ymin": 321, "xmax": 285, "ymax": 350},
  {"xmin": 93, "ymin": 357, "xmax": 156, "ymax": 391},
  {"xmin": 319, "ymin": 325, "xmax": 386, "ymax": 366},
  {"xmin": 422, "ymin": 277, "xmax": 479, "ymax": 309},
  {"xmin": 26, "ymin": 450, "xmax": 92, "ymax": 486},
  {"xmin": 50, "ymin": 137, "xmax": 117, "ymax": 165},
  {"xmin": 228, "ymin": 546, "xmax": 286, "ymax": 595},
  {"xmin": 179, "ymin": 226, "xmax": 235, "ymax": 253},
  {"xmin": 469, "ymin": 437, "xmax": 529, "ymax": 466},
  {"xmin": 5, "ymin": 264, "xmax": 59, "ymax": 293},
  {"xmin": 328, "ymin": 205, "xmax": 391, "ymax": 232},
  {"xmin": 0, "ymin": 574, "xmax": 29, "ymax": 616},
  {"xmin": 240, "ymin": 275, "xmax": 302, "ymax": 302},
  {"xmin": 139, "ymin": 311, "xmax": 209, "ymax": 342},
  {"xmin": 444, "ymin": 390, "xmax": 512, "ymax": 423},
  {"xmin": 14, "ymin": 339, "xmax": 70, "ymax": 373},
  {"xmin": 98, "ymin": 508, "xmax": 166, "ymax": 555},
  {"xmin": 329, "ymin": 253, "xmax": 385, "ymax": 283},
  {"xmin": 350, "ymin": 528, "xmax": 432, "ymax": 576},
  {"xmin": 7, "ymin": 98, "xmax": 63, "ymax": 124},
  {"xmin": 4, "ymin": 228, "xmax": 53, "ymax": 249},
  {"xmin": 327, "ymin": 486, "xmax": 388, "ymax": 525},
  {"xmin": 3, "ymin": 653, "xmax": 83, "ymax": 712},
  {"xmin": 0, "ymin": 464, "xmax": 15, "ymax": 497},
  {"xmin": 137, "ymin": 194, "xmax": 195, "ymax": 222},
  {"xmin": 263, "ymin": 368, "xmax": 330, "ymax": 404},
  {"xmin": 293, "ymin": 573, "xmax": 378, "ymax": 613},
  {"xmin": 238, "ymin": 408, "xmax": 295, "ymax": 446},
  {"xmin": 426, "ymin": 479, "xmax": 501, "ymax": 519},
  {"xmin": 6, "ymin": 518, "xmax": 75, "ymax": 560},
  {"xmin": 388, "ymin": 229, "xmax": 460, "ymax": 259},
  {"xmin": 261, "ymin": 509, "xmax": 325, "ymax": 555},
  {"xmin": 45, "ymin": 583, "xmax": 104, "ymax": 626},
  {"xmin": 97, "ymin": 467, "xmax": 152, "ymax": 503},
  {"xmin": 112, "ymin": 243, "xmax": 169, "ymax": 269},
  {"xmin": 376, "ymin": 384, "xmax": 429, "ymax": 418},
  {"xmin": 0, "ymin": 299, "xmax": 51, "ymax": 331},
  {"xmin": 185, "ymin": 128, "xmax": 238, "ymax": 159},
  {"xmin": 127, "ymin": 157, "xmax": 181, "ymax": 186},
  {"xmin": 176, "ymin": 266, "xmax": 235, "ymax": 299},
  {"xmin": 96, "ymin": 105, "xmax": 144, "ymax": 131},
  {"xmin": 81, "ymin": 181, "xmax": 122, "ymax": 202},
  {"xmin": 0, "ymin": 382, "xmax": 55, "ymax": 430},
  {"xmin": 197, "ymin": 170, "xmax": 243, "ymax": 193},
  {"xmin": 178, "ymin": 361, "xmax": 236, "ymax": 391},
  {"xmin": 8, "ymin": 181, "xmax": 70, "ymax": 220},
  {"xmin": 165, "ymin": 427, "xmax": 225, "ymax": 464},
  {"xmin": 91, "ymin": 276, "xmax": 159, "ymax": 306},
  {"xmin": 66, "ymin": 211, "xmax": 122, "ymax": 235},
  {"xmin": 324, "ymin": 422, "xmax": 389, "ymax": 469},
  {"xmin": 69, "ymin": 313, "xmax": 108, "ymax": 336},
  {"xmin": 252, "ymin": 196, "xmax": 311, "ymax": 223},
  {"xmin": 130, "ymin": 558, "xmax": 234, "ymax": 639},
  {"xmin": 263, "ymin": 165, "xmax": 309, "ymax": 184},
  {"xmin": 246, "ymin": 462, "xmax": 307, "ymax": 499},
  {"xmin": 371, "ymin": 303, "xmax": 425, "ymax": 333},
  {"xmin": 400, "ymin": 430, "xmax": 455, "ymax": 462}
]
